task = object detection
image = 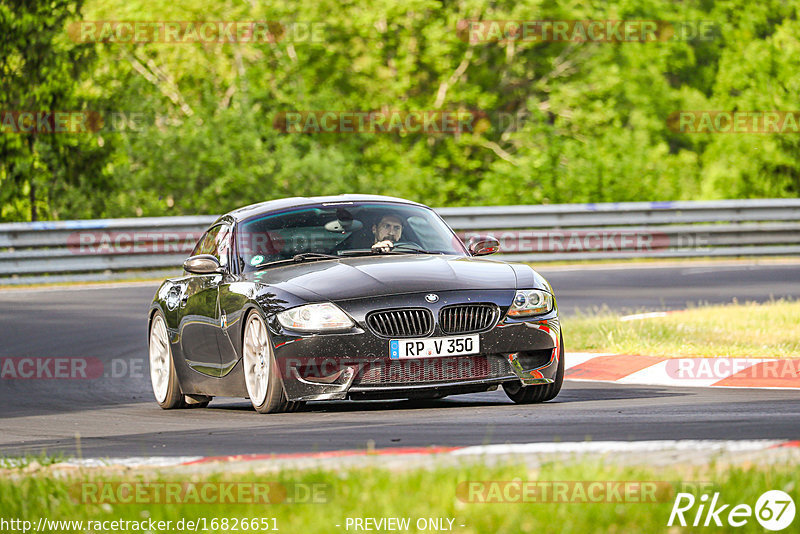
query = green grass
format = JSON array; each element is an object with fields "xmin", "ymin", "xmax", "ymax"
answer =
[
  {"xmin": 0, "ymin": 450, "xmax": 67, "ymax": 469},
  {"xmin": 0, "ymin": 460, "xmax": 798, "ymax": 533},
  {"xmin": 563, "ymin": 299, "xmax": 800, "ymax": 358}
]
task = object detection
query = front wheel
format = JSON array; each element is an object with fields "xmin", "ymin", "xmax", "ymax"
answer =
[
  {"xmin": 149, "ymin": 311, "xmax": 185, "ymax": 409},
  {"xmin": 242, "ymin": 310, "xmax": 292, "ymax": 414},
  {"xmin": 503, "ymin": 334, "xmax": 564, "ymax": 404}
]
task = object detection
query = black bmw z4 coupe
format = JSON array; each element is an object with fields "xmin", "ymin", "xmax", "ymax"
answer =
[{"xmin": 148, "ymin": 195, "xmax": 563, "ymax": 413}]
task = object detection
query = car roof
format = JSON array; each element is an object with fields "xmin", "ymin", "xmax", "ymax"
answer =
[{"xmin": 225, "ymin": 194, "xmax": 427, "ymax": 222}]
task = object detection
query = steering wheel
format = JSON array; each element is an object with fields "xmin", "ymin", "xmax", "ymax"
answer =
[{"xmin": 390, "ymin": 241, "xmax": 424, "ymax": 251}]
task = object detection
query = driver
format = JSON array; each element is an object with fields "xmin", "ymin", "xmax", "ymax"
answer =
[{"xmin": 371, "ymin": 214, "xmax": 404, "ymax": 252}]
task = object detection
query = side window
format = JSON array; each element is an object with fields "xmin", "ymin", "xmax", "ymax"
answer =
[
  {"xmin": 191, "ymin": 224, "xmax": 231, "ymax": 267},
  {"xmin": 192, "ymin": 226, "xmax": 221, "ymax": 257},
  {"xmin": 215, "ymin": 225, "xmax": 231, "ymax": 268}
]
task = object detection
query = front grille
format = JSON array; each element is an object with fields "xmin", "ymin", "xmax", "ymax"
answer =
[
  {"xmin": 439, "ymin": 304, "xmax": 498, "ymax": 335},
  {"xmin": 354, "ymin": 355, "xmax": 512, "ymax": 386},
  {"xmin": 367, "ymin": 308, "xmax": 433, "ymax": 338}
]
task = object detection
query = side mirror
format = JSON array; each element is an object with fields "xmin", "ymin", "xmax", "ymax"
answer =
[
  {"xmin": 183, "ymin": 254, "xmax": 223, "ymax": 274},
  {"xmin": 467, "ymin": 235, "xmax": 500, "ymax": 256}
]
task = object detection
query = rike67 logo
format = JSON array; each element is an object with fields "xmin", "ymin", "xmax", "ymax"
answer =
[{"xmin": 668, "ymin": 490, "xmax": 795, "ymax": 530}]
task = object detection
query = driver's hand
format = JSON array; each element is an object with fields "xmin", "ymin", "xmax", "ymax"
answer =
[{"xmin": 372, "ymin": 240, "xmax": 394, "ymax": 253}]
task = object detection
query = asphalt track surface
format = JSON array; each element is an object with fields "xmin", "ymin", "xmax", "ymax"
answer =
[{"xmin": 1, "ymin": 261, "xmax": 799, "ymax": 458}]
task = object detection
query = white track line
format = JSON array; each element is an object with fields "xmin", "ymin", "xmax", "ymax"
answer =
[
  {"xmin": 49, "ymin": 440, "xmax": 795, "ymax": 469},
  {"xmin": 56, "ymin": 456, "xmax": 202, "ymax": 468},
  {"xmin": 452, "ymin": 440, "xmax": 787, "ymax": 457},
  {"xmin": 619, "ymin": 311, "xmax": 670, "ymax": 321}
]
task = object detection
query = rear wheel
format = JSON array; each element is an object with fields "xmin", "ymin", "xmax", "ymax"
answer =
[
  {"xmin": 503, "ymin": 334, "xmax": 564, "ymax": 404},
  {"xmin": 243, "ymin": 310, "xmax": 292, "ymax": 414},
  {"xmin": 149, "ymin": 311, "xmax": 185, "ymax": 409}
]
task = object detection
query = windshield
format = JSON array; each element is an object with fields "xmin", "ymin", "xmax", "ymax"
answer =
[{"xmin": 236, "ymin": 202, "xmax": 467, "ymax": 271}]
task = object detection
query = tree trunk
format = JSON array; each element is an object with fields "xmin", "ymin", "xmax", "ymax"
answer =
[
  {"xmin": 30, "ymin": 181, "xmax": 37, "ymax": 221},
  {"xmin": 26, "ymin": 136, "xmax": 38, "ymax": 221}
]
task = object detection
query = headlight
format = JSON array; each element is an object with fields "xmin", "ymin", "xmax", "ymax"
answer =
[
  {"xmin": 507, "ymin": 289, "xmax": 554, "ymax": 317},
  {"xmin": 277, "ymin": 303, "xmax": 354, "ymax": 332}
]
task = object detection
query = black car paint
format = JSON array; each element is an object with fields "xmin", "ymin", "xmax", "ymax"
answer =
[{"xmin": 149, "ymin": 196, "xmax": 561, "ymax": 403}]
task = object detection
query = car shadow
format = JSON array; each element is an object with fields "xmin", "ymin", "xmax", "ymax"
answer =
[
  {"xmin": 207, "ymin": 384, "xmax": 686, "ymax": 414},
  {"xmin": 208, "ymin": 397, "xmax": 503, "ymax": 414}
]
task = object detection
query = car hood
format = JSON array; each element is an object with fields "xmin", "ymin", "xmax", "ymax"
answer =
[{"xmin": 246, "ymin": 254, "xmax": 528, "ymax": 301}]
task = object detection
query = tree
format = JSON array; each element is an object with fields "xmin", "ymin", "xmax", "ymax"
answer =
[{"xmin": 0, "ymin": 0, "xmax": 111, "ymax": 221}]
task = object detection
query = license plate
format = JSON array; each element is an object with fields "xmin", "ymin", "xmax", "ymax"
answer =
[{"xmin": 389, "ymin": 335, "xmax": 480, "ymax": 359}]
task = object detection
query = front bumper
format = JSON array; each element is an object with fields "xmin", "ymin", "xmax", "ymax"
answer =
[{"xmin": 269, "ymin": 292, "xmax": 561, "ymax": 401}]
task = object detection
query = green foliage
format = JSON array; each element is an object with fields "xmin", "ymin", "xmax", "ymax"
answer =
[
  {"xmin": 2, "ymin": 0, "xmax": 800, "ymax": 221},
  {"xmin": 1, "ymin": 459, "xmax": 800, "ymax": 533},
  {"xmin": 0, "ymin": 0, "xmax": 114, "ymax": 221}
]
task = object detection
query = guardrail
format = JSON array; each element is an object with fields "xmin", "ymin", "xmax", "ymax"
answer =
[{"xmin": 1, "ymin": 199, "xmax": 799, "ymax": 284}]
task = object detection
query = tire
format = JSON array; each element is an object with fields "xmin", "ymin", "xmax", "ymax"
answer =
[
  {"xmin": 242, "ymin": 310, "xmax": 291, "ymax": 414},
  {"xmin": 149, "ymin": 311, "xmax": 186, "ymax": 409},
  {"xmin": 503, "ymin": 333, "xmax": 564, "ymax": 404}
]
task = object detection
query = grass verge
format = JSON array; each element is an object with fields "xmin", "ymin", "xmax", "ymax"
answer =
[
  {"xmin": 0, "ymin": 451, "xmax": 66, "ymax": 469},
  {"xmin": 562, "ymin": 299, "xmax": 800, "ymax": 358},
  {"xmin": 0, "ymin": 459, "xmax": 797, "ymax": 533}
]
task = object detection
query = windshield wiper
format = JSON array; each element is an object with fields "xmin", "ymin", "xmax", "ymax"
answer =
[
  {"xmin": 292, "ymin": 252, "xmax": 340, "ymax": 262},
  {"xmin": 390, "ymin": 243, "xmax": 440, "ymax": 254},
  {"xmin": 255, "ymin": 252, "xmax": 340, "ymax": 269},
  {"xmin": 337, "ymin": 245, "xmax": 441, "ymax": 256},
  {"xmin": 336, "ymin": 249, "xmax": 378, "ymax": 257}
]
